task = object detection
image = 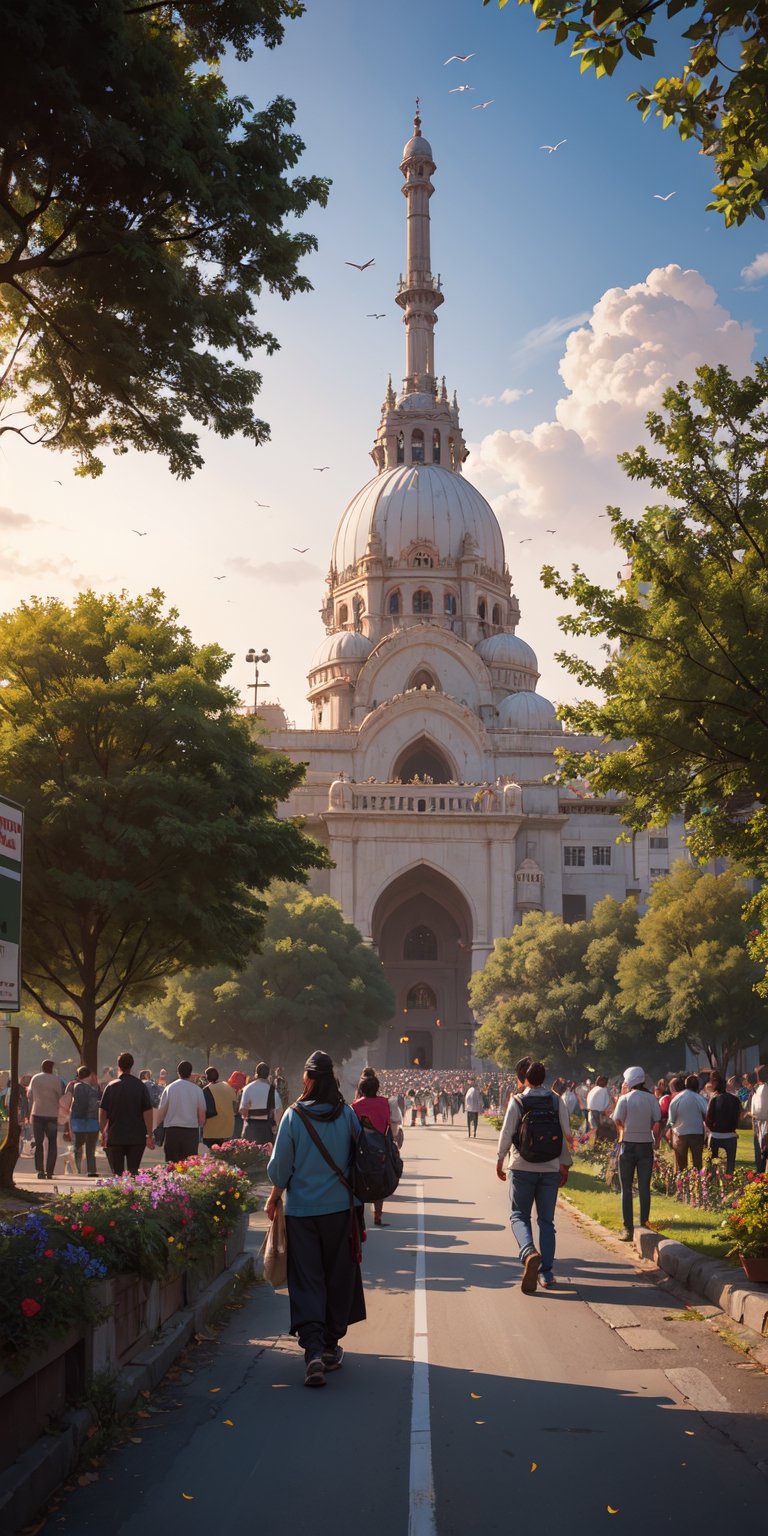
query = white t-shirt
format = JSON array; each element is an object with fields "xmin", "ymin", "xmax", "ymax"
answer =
[
  {"xmin": 749, "ymin": 1082, "xmax": 768, "ymax": 1131},
  {"xmin": 613, "ymin": 1089, "xmax": 661, "ymax": 1143},
  {"xmin": 464, "ymin": 1087, "xmax": 483, "ymax": 1113},
  {"xmin": 158, "ymin": 1077, "xmax": 207, "ymax": 1129},
  {"xmin": 587, "ymin": 1086, "xmax": 611, "ymax": 1113},
  {"xmin": 240, "ymin": 1080, "xmax": 283, "ymax": 1119}
]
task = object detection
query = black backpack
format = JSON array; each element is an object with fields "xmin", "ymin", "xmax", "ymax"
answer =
[
  {"xmin": 512, "ymin": 1093, "xmax": 563, "ymax": 1164},
  {"xmin": 351, "ymin": 1120, "xmax": 403, "ymax": 1203}
]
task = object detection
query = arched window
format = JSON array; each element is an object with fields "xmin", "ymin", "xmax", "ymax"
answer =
[
  {"xmin": 477, "ymin": 598, "xmax": 487, "ymax": 622},
  {"xmin": 432, "ymin": 429, "xmax": 441, "ymax": 464},
  {"xmin": 411, "ymin": 548, "xmax": 434, "ymax": 568},
  {"xmin": 406, "ymin": 983, "xmax": 437, "ymax": 1010},
  {"xmin": 492, "ymin": 603, "xmax": 501, "ymax": 626},
  {"xmin": 413, "ymin": 589, "xmax": 433, "ymax": 615},
  {"xmin": 409, "ymin": 669, "xmax": 438, "ymax": 691},
  {"xmin": 387, "ymin": 589, "xmax": 401, "ymax": 616},
  {"xmin": 405, "ymin": 926, "xmax": 438, "ymax": 961},
  {"xmin": 443, "ymin": 591, "xmax": 457, "ymax": 616},
  {"xmin": 449, "ymin": 436, "xmax": 456, "ymax": 469},
  {"xmin": 394, "ymin": 737, "xmax": 452, "ymax": 782},
  {"xmin": 396, "ymin": 430, "xmax": 404, "ymax": 465},
  {"xmin": 411, "ymin": 428, "xmax": 425, "ymax": 463},
  {"xmin": 338, "ymin": 603, "xmax": 348, "ymax": 626}
]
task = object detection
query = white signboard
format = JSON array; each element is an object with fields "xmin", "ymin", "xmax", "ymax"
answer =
[{"xmin": 0, "ymin": 796, "xmax": 23, "ymax": 1010}]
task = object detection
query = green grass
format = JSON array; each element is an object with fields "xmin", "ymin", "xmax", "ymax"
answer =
[{"xmin": 564, "ymin": 1160, "xmax": 737, "ymax": 1262}]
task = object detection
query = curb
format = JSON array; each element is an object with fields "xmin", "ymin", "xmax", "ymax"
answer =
[
  {"xmin": 632, "ymin": 1227, "xmax": 768, "ymax": 1339},
  {"xmin": 0, "ymin": 1253, "xmax": 254, "ymax": 1534}
]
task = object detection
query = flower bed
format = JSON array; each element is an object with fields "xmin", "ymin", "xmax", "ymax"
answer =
[
  {"xmin": 0, "ymin": 1157, "xmax": 255, "ymax": 1373},
  {"xmin": 209, "ymin": 1138, "xmax": 272, "ymax": 1180},
  {"xmin": 722, "ymin": 1171, "xmax": 768, "ymax": 1262}
]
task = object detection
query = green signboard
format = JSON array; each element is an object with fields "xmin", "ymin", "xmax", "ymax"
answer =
[{"xmin": 0, "ymin": 796, "xmax": 23, "ymax": 1011}]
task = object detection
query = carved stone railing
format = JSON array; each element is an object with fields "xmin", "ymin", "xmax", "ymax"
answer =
[{"xmin": 328, "ymin": 780, "xmax": 522, "ymax": 814}]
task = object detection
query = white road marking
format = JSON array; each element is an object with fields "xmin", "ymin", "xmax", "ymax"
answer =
[
  {"xmin": 665, "ymin": 1367, "xmax": 731, "ymax": 1412},
  {"xmin": 409, "ymin": 1182, "xmax": 436, "ymax": 1536},
  {"xmin": 441, "ymin": 1132, "xmax": 496, "ymax": 1166}
]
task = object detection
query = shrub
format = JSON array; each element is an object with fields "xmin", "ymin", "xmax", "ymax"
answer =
[{"xmin": 722, "ymin": 1172, "xmax": 768, "ymax": 1259}]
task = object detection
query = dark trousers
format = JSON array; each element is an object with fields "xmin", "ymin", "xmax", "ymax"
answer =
[
  {"xmin": 74, "ymin": 1130, "xmax": 99, "ymax": 1175},
  {"xmin": 243, "ymin": 1120, "xmax": 273, "ymax": 1145},
  {"xmin": 708, "ymin": 1135, "xmax": 737, "ymax": 1175},
  {"xmin": 32, "ymin": 1116, "xmax": 58, "ymax": 1176},
  {"xmin": 618, "ymin": 1141, "xmax": 654, "ymax": 1232},
  {"xmin": 755, "ymin": 1130, "xmax": 767, "ymax": 1175},
  {"xmin": 164, "ymin": 1126, "xmax": 200, "ymax": 1162},
  {"xmin": 673, "ymin": 1132, "xmax": 704, "ymax": 1171},
  {"xmin": 108, "ymin": 1142, "xmax": 145, "ymax": 1176},
  {"xmin": 467, "ymin": 1112, "xmax": 478, "ymax": 1138},
  {"xmin": 285, "ymin": 1209, "xmax": 366, "ymax": 1361}
]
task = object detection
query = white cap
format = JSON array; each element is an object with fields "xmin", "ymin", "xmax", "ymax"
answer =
[{"xmin": 624, "ymin": 1066, "xmax": 646, "ymax": 1089}]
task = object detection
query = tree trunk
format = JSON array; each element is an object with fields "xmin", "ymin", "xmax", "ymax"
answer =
[
  {"xmin": 79, "ymin": 996, "xmax": 99, "ymax": 1072},
  {"xmin": 0, "ymin": 1022, "xmax": 21, "ymax": 1191}
]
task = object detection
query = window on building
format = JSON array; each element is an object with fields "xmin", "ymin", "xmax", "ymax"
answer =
[
  {"xmin": 406, "ymin": 983, "xmax": 437, "ymax": 1010},
  {"xmin": 592, "ymin": 846, "xmax": 612, "ymax": 867},
  {"xmin": 563, "ymin": 894, "xmax": 587, "ymax": 924},
  {"xmin": 443, "ymin": 591, "xmax": 457, "ymax": 616},
  {"xmin": 411, "ymin": 549, "xmax": 434, "ymax": 568},
  {"xmin": 409, "ymin": 669, "xmax": 438, "ymax": 691},
  {"xmin": 432, "ymin": 429, "xmax": 441, "ymax": 464},
  {"xmin": 338, "ymin": 603, "xmax": 348, "ymax": 626},
  {"xmin": 564, "ymin": 845, "xmax": 585, "ymax": 867},
  {"xmin": 650, "ymin": 867, "xmax": 669, "ymax": 880},
  {"xmin": 449, "ymin": 436, "xmax": 456, "ymax": 469},
  {"xmin": 404, "ymin": 926, "xmax": 438, "ymax": 961},
  {"xmin": 477, "ymin": 598, "xmax": 487, "ymax": 622},
  {"xmin": 413, "ymin": 589, "xmax": 433, "ymax": 615},
  {"xmin": 396, "ymin": 430, "xmax": 404, "ymax": 464},
  {"xmin": 411, "ymin": 428, "xmax": 425, "ymax": 464},
  {"xmin": 649, "ymin": 836, "xmax": 669, "ymax": 849},
  {"xmin": 492, "ymin": 604, "xmax": 501, "ymax": 626},
  {"xmin": 387, "ymin": 590, "xmax": 401, "ymax": 616}
]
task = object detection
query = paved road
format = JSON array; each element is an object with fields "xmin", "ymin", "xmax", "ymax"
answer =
[{"xmin": 38, "ymin": 1124, "xmax": 767, "ymax": 1534}]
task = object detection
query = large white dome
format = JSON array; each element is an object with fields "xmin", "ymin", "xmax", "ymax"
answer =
[
  {"xmin": 498, "ymin": 691, "xmax": 559, "ymax": 731},
  {"xmin": 476, "ymin": 632, "xmax": 538, "ymax": 673},
  {"xmin": 310, "ymin": 630, "xmax": 374, "ymax": 670},
  {"xmin": 331, "ymin": 465, "xmax": 505, "ymax": 574}
]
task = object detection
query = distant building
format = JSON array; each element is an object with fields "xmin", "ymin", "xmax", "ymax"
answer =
[{"xmin": 255, "ymin": 113, "xmax": 687, "ymax": 1070}]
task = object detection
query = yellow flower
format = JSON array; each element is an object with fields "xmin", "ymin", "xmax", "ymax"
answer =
[{"xmin": 167, "ymin": 1236, "xmax": 175, "ymax": 1244}]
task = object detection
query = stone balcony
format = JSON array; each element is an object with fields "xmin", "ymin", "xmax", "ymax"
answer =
[{"xmin": 327, "ymin": 779, "xmax": 523, "ymax": 815}]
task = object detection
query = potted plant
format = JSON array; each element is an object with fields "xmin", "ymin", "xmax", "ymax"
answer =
[{"xmin": 723, "ymin": 1172, "xmax": 768, "ymax": 1282}]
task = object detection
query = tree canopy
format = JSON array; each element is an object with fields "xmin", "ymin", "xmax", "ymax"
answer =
[
  {"xmin": 543, "ymin": 362, "xmax": 768, "ymax": 879},
  {"xmin": 470, "ymin": 897, "xmax": 644, "ymax": 1073},
  {"xmin": 485, "ymin": 0, "xmax": 768, "ymax": 225},
  {"xmin": 0, "ymin": 1, "xmax": 329, "ymax": 476},
  {"xmin": 615, "ymin": 862, "xmax": 768, "ymax": 1070},
  {"xmin": 151, "ymin": 883, "xmax": 395, "ymax": 1078},
  {"xmin": 0, "ymin": 590, "xmax": 326, "ymax": 1068}
]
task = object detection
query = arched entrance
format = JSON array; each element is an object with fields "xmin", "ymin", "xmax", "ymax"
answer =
[
  {"xmin": 393, "ymin": 736, "xmax": 453, "ymax": 783},
  {"xmin": 371, "ymin": 866, "xmax": 473, "ymax": 1070}
]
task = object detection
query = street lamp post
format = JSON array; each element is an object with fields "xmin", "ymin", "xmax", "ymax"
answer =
[{"xmin": 245, "ymin": 647, "xmax": 271, "ymax": 713}]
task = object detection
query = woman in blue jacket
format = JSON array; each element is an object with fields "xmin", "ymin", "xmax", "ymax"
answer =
[{"xmin": 266, "ymin": 1051, "xmax": 365, "ymax": 1388}]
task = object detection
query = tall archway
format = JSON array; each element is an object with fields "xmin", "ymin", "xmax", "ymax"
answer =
[
  {"xmin": 393, "ymin": 736, "xmax": 453, "ymax": 783},
  {"xmin": 372, "ymin": 866, "xmax": 473, "ymax": 1069}
]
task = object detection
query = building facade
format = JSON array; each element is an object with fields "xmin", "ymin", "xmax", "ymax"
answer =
[{"xmin": 256, "ymin": 113, "xmax": 678, "ymax": 1070}]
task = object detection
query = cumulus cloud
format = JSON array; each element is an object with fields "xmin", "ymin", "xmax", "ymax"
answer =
[
  {"xmin": 741, "ymin": 251, "xmax": 768, "ymax": 283},
  {"xmin": 225, "ymin": 555, "xmax": 322, "ymax": 584},
  {"xmin": 0, "ymin": 505, "xmax": 36, "ymax": 529},
  {"xmin": 477, "ymin": 387, "xmax": 533, "ymax": 408},
  {"xmin": 466, "ymin": 265, "xmax": 755, "ymax": 546}
]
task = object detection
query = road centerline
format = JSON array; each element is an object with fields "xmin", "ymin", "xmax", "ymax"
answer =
[{"xmin": 409, "ymin": 1180, "xmax": 436, "ymax": 1536}]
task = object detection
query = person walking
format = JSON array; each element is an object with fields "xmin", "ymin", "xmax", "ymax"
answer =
[
  {"xmin": 668, "ymin": 1073, "xmax": 708, "ymax": 1171},
  {"xmin": 587, "ymin": 1076, "xmax": 611, "ymax": 1133},
  {"xmin": 99, "ymin": 1053, "xmax": 155, "ymax": 1175},
  {"xmin": 465, "ymin": 1082, "xmax": 483, "ymax": 1138},
  {"xmin": 266, "ymin": 1050, "xmax": 366, "ymax": 1388},
  {"xmin": 155, "ymin": 1061, "xmax": 207, "ymax": 1162},
  {"xmin": 612, "ymin": 1066, "xmax": 661, "ymax": 1241},
  {"xmin": 201, "ymin": 1066, "xmax": 237, "ymax": 1148},
  {"xmin": 704, "ymin": 1072, "xmax": 741, "ymax": 1175},
  {"xmin": 751, "ymin": 1064, "xmax": 768, "ymax": 1174},
  {"xmin": 352, "ymin": 1069, "xmax": 392, "ymax": 1227},
  {"xmin": 70, "ymin": 1067, "xmax": 101, "ymax": 1176},
  {"xmin": 28, "ymin": 1060, "xmax": 65, "ymax": 1179},
  {"xmin": 239, "ymin": 1062, "xmax": 281, "ymax": 1145},
  {"xmin": 496, "ymin": 1062, "xmax": 572, "ymax": 1292}
]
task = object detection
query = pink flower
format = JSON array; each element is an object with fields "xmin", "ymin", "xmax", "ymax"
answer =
[{"xmin": 95, "ymin": 1234, "xmax": 105, "ymax": 1244}]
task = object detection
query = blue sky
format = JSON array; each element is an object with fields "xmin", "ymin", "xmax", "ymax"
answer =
[{"xmin": 1, "ymin": 0, "xmax": 765, "ymax": 724}]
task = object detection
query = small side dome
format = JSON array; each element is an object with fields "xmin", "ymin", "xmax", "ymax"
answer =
[
  {"xmin": 476, "ymin": 632, "xmax": 539, "ymax": 673},
  {"xmin": 498, "ymin": 692, "xmax": 559, "ymax": 731},
  {"xmin": 310, "ymin": 630, "xmax": 374, "ymax": 671}
]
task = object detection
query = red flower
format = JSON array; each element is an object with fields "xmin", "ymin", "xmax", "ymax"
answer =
[
  {"xmin": 81, "ymin": 1225, "xmax": 95, "ymax": 1236},
  {"xmin": 53, "ymin": 1214, "xmax": 64, "ymax": 1223},
  {"xmin": 109, "ymin": 1220, "xmax": 116, "ymax": 1227},
  {"xmin": 20, "ymin": 1298, "xmax": 41, "ymax": 1318},
  {"xmin": 44, "ymin": 1248, "xmax": 54, "ymax": 1258},
  {"xmin": 95, "ymin": 1234, "xmax": 105, "ymax": 1244}
]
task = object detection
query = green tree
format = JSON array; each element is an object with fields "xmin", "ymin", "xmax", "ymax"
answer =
[
  {"xmin": 0, "ymin": 591, "xmax": 326, "ymax": 1072},
  {"xmin": 485, "ymin": 0, "xmax": 768, "ymax": 225},
  {"xmin": 616, "ymin": 862, "xmax": 768, "ymax": 1071},
  {"xmin": 544, "ymin": 362, "xmax": 768, "ymax": 883},
  {"xmin": 0, "ymin": 1, "xmax": 329, "ymax": 476},
  {"xmin": 470, "ymin": 898, "xmax": 643, "ymax": 1073},
  {"xmin": 151, "ymin": 884, "xmax": 395, "ymax": 1079}
]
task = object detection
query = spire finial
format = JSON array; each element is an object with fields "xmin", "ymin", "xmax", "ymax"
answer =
[{"xmin": 414, "ymin": 97, "xmax": 421, "ymax": 135}]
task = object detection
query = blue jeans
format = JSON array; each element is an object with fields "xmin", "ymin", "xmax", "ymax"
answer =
[
  {"xmin": 618, "ymin": 1141, "xmax": 654, "ymax": 1232},
  {"xmin": 509, "ymin": 1170, "xmax": 560, "ymax": 1278}
]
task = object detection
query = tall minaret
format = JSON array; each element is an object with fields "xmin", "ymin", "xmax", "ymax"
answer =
[{"xmin": 396, "ymin": 102, "xmax": 444, "ymax": 397}]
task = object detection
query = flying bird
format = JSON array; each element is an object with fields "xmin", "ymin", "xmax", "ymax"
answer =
[
  {"xmin": 449, "ymin": 85, "xmax": 474, "ymax": 94},
  {"xmin": 546, "ymin": 529, "xmax": 557, "ymax": 534},
  {"xmin": 54, "ymin": 479, "xmax": 62, "ymax": 485},
  {"xmin": 654, "ymin": 192, "xmax": 676, "ymax": 201},
  {"xmin": 366, "ymin": 313, "xmax": 386, "ymax": 319},
  {"xmin": 345, "ymin": 258, "xmax": 375, "ymax": 270},
  {"xmin": 472, "ymin": 100, "xmax": 494, "ymax": 110},
  {"xmin": 293, "ymin": 546, "xmax": 309, "ymax": 554},
  {"xmin": 519, "ymin": 537, "xmax": 533, "ymax": 544},
  {"xmin": 132, "ymin": 529, "xmax": 147, "ymax": 536},
  {"xmin": 540, "ymin": 140, "xmax": 566, "ymax": 153},
  {"xmin": 254, "ymin": 500, "xmax": 270, "ymax": 507},
  {"xmin": 214, "ymin": 575, "xmax": 226, "ymax": 581},
  {"xmin": 313, "ymin": 466, "xmax": 330, "ymax": 472},
  {"xmin": 444, "ymin": 53, "xmax": 475, "ymax": 64}
]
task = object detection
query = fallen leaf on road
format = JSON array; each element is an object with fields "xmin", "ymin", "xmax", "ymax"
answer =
[
  {"xmin": 182, "ymin": 1493, "xmax": 194, "ymax": 1501},
  {"xmin": 684, "ymin": 1431, "xmax": 694, "ymax": 1437},
  {"xmin": 77, "ymin": 1473, "xmax": 98, "ymax": 1486},
  {"xmin": 130, "ymin": 1437, "xmax": 142, "ymax": 1444},
  {"xmin": 208, "ymin": 1388, "xmax": 221, "ymax": 1394},
  {"xmin": 475, "ymin": 1420, "xmax": 485, "ymax": 1425},
  {"xmin": 607, "ymin": 1508, "xmax": 619, "ymax": 1515},
  {"xmin": 272, "ymin": 1384, "xmax": 289, "ymax": 1389},
  {"xmin": 530, "ymin": 1462, "xmax": 537, "ymax": 1473},
  {"xmin": 223, "ymin": 1419, "xmax": 234, "ymax": 1427},
  {"xmin": 470, "ymin": 1392, "xmax": 481, "ymax": 1399}
]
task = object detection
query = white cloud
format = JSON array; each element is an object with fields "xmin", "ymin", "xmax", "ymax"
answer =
[
  {"xmin": 741, "ymin": 251, "xmax": 768, "ymax": 283},
  {"xmin": 513, "ymin": 311, "xmax": 591, "ymax": 360},
  {"xmin": 225, "ymin": 556, "xmax": 322, "ymax": 584},
  {"xmin": 0, "ymin": 505, "xmax": 36, "ymax": 529},
  {"xmin": 477, "ymin": 387, "xmax": 533, "ymax": 408}
]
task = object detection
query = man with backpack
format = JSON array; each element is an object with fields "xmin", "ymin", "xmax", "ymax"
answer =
[{"xmin": 496, "ymin": 1061, "xmax": 572, "ymax": 1293}]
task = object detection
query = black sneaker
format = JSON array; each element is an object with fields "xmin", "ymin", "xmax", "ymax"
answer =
[
  {"xmin": 304, "ymin": 1357, "xmax": 326, "ymax": 1388},
  {"xmin": 322, "ymin": 1345, "xmax": 344, "ymax": 1372},
  {"xmin": 521, "ymin": 1249, "xmax": 541, "ymax": 1293}
]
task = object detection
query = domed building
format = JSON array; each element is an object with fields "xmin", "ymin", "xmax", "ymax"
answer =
[{"xmin": 255, "ymin": 113, "xmax": 681, "ymax": 1070}]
